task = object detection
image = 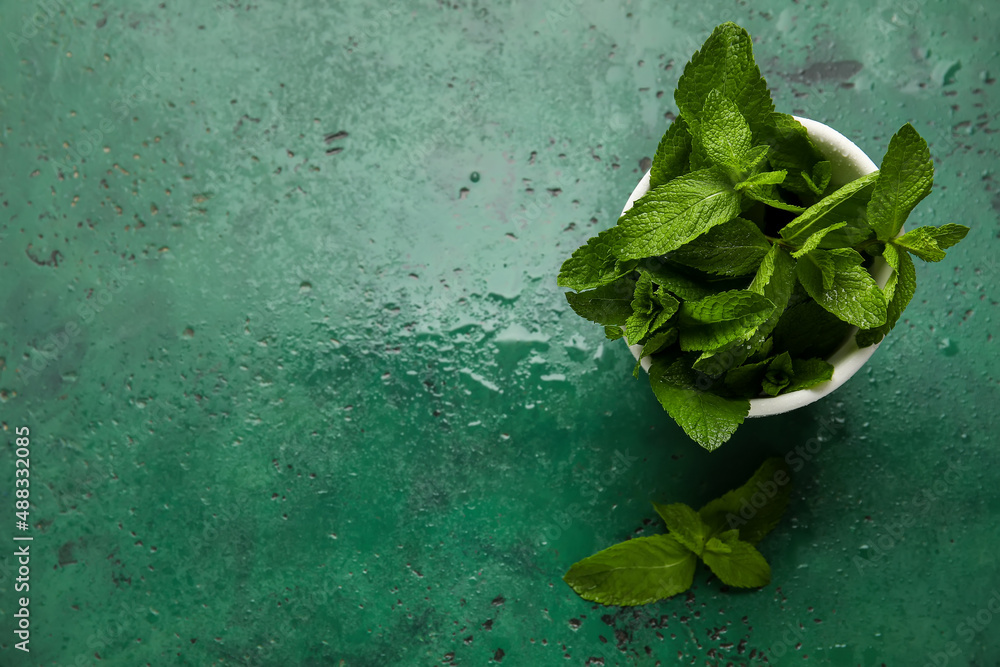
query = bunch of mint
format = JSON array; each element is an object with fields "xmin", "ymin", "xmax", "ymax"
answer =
[
  {"xmin": 558, "ymin": 22, "xmax": 969, "ymax": 450},
  {"xmin": 564, "ymin": 458, "xmax": 791, "ymax": 606}
]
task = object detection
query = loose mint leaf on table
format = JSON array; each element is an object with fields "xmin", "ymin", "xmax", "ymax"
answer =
[
  {"xmin": 771, "ymin": 299, "xmax": 854, "ymax": 359},
  {"xmin": 780, "ymin": 171, "xmax": 879, "ymax": 245},
  {"xmin": 867, "ymin": 123, "xmax": 934, "ymax": 241},
  {"xmin": 564, "ymin": 458, "xmax": 789, "ymax": 606},
  {"xmin": 666, "ymin": 217, "xmax": 771, "ymax": 276},
  {"xmin": 564, "ymin": 276, "xmax": 637, "ymax": 326},
  {"xmin": 562, "ymin": 534, "xmax": 697, "ymax": 606},
  {"xmin": 693, "ymin": 89, "xmax": 753, "ymax": 169},
  {"xmin": 649, "ymin": 357, "xmax": 749, "ymax": 451},
  {"xmin": 699, "ymin": 458, "xmax": 792, "ymax": 544},
  {"xmin": 558, "ymin": 228, "xmax": 637, "ymax": 290},
  {"xmin": 893, "ymin": 223, "xmax": 970, "ymax": 262},
  {"xmin": 613, "ymin": 167, "xmax": 743, "ymax": 260},
  {"xmin": 700, "ymin": 531, "xmax": 772, "ymax": 588},
  {"xmin": 678, "ymin": 290, "xmax": 776, "ymax": 352},
  {"xmin": 855, "ymin": 243, "xmax": 917, "ymax": 347},
  {"xmin": 796, "ymin": 248, "xmax": 888, "ymax": 328},
  {"xmin": 650, "ymin": 116, "xmax": 693, "ymax": 189},
  {"xmin": 653, "ymin": 502, "xmax": 711, "ymax": 555},
  {"xmin": 674, "ymin": 22, "xmax": 775, "ymax": 140}
]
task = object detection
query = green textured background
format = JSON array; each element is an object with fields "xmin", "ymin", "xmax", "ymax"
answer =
[{"xmin": 1, "ymin": 1, "xmax": 998, "ymax": 665}]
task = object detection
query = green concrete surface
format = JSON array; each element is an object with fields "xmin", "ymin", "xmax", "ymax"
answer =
[{"xmin": 1, "ymin": 1, "xmax": 998, "ymax": 665}]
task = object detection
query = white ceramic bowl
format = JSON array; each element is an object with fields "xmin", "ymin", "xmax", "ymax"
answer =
[{"xmin": 623, "ymin": 116, "xmax": 887, "ymax": 417}]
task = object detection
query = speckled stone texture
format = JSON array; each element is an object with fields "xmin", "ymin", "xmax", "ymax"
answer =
[{"xmin": 1, "ymin": 1, "xmax": 998, "ymax": 665}]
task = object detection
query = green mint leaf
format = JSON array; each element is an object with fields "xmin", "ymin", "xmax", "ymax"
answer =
[
  {"xmin": 653, "ymin": 503, "xmax": 711, "ymax": 555},
  {"xmin": 613, "ymin": 167, "xmax": 742, "ymax": 260},
  {"xmin": 771, "ymin": 299, "xmax": 854, "ymax": 359},
  {"xmin": 667, "ymin": 218, "xmax": 772, "ymax": 276},
  {"xmin": 741, "ymin": 183, "xmax": 806, "ymax": 213},
  {"xmin": 855, "ymin": 243, "xmax": 917, "ymax": 347},
  {"xmin": 698, "ymin": 458, "xmax": 792, "ymax": 545},
  {"xmin": 678, "ymin": 290, "xmax": 776, "ymax": 352},
  {"xmin": 817, "ymin": 215, "xmax": 874, "ymax": 250},
  {"xmin": 796, "ymin": 248, "xmax": 887, "ymax": 328},
  {"xmin": 674, "ymin": 23, "xmax": 775, "ymax": 141},
  {"xmin": 757, "ymin": 113, "xmax": 826, "ymax": 197},
  {"xmin": 625, "ymin": 275, "xmax": 680, "ymax": 345},
  {"xmin": 650, "ymin": 117, "xmax": 694, "ymax": 189},
  {"xmin": 760, "ymin": 351, "xmax": 793, "ymax": 396},
  {"xmin": 806, "ymin": 160, "xmax": 833, "ymax": 195},
  {"xmin": 558, "ymin": 228, "xmax": 638, "ymax": 290},
  {"xmin": 735, "ymin": 169, "xmax": 787, "ymax": 191},
  {"xmin": 563, "ymin": 534, "xmax": 697, "ymax": 606},
  {"xmin": 790, "ymin": 222, "xmax": 847, "ymax": 258},
  {"xmin": 780, "ymin": 171, "xmax": 879, "ymax": 244},
  {"xmin": 564, "ymin": 276, "xmax": 638, "ymax": 326},
  {"xmin": 638, "ymin": 259, "xmax": 722, "ymax": 301},
  {"xmin": 604, "ymin": 325, "xmax": 625, "ymax": 341},
  {"xmin": 633, "ymin": 328, "xmax": 678, "ymax": 378},
  {"xmin": 723, "ymin": 357, "xmax": 771, "ymax": 396},
  {"xmin": 701, "ymin": 532, "xmax": 771, "ymax": 588},
  {"xmin": 784, "ymin": 357, "xmax": 835, "ymax": 393},
  {"xmin": 649, "ymin": 357, "xmax": 750, "ymax": 451},
  {"xmin": 694, "ymin": 89, "xmax": 753, "ymax": 168},
  {"xmin": 867, "ymin": 123, "xmax": 934, "ymax": 241},
  {"xmin": 893, "ymin": 223, "xmax": 970, "ymax": 262}
]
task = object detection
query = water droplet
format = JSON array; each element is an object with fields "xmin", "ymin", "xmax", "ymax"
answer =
[
  {"xmin": 300, "ymin": 281, "xmax": 312, "ymax": 293},
  {"xmin": 470, "ymin": 171, "xmax": 480, "ymax": 183}
]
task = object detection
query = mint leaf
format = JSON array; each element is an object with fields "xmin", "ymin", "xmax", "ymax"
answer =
[
  {"xmin": 678, "ymin": 290, "xmax": 776, "ymax": 352},
  {"xmin": 564, "ymin": 276, "xmax": 637, "ymax": 326},
  {"xmin": 650, "ymin": 117, "xmax": 694, "ymax": 189},
  {"xmin": 698, "ymin": 458, "xmax": 792, "ymax": 545},
  {"xmin": 674, "ymin": 23, "xmax": 775, "ymax": 140},
  {"xmin": 625, "ymin": 274, "xmax": 680, "ymax": 345},
  {"xmin": 893, "ymin": 223, "xmax": 970, "ymax": 262},
  {"xmin": 701, "ymin": 532, "xmax": 771, "ymax": 588},
  {"xmin": 771, "ymin": 299, "xmax": 854, "ymax": 359},
  {"xmin": 604, "ymin": 325, "xmax": 625, "ymax": 341},
  {"xmin": 741, "ymin": 183, "xmax": 807, "ymax": 213},
  {"xmin": 735, "ymin": 170, "xmax": 787, "ymax": 191},
  {"xmin": 790, "ymin": 222, "xmax": 847, "ymax": 258},
  {"xmin": 649, "ymin": 357, "xmax": 750, "ymax": 451},
  {"xmin": 694, "ymin": 89, "xmax": 753, "ymax": 168},
  {"xmin": 667, "ymin": 218, "xmax": 771, "ymax": 276},
  {"xmin": 785, "ymin": 357, "xmax": 834, "ymax": 392},
  {"xmin": 760, "ymin": 351, "xmax": 794, "ymax": 396},
  {"xmin": 856, "ymin": 243, "xmax": 917, "ymax": 347},
  {"xmin": 563, "ymin": 534, "xmax": 697, "ymax": 606},
  {"xmin": 757, "ymin": 113, "xmax": 826, "ymax": 197},
  {"xmin": 638, "ymin": 259, "xmax": 722, "ymax": 301},
  {"xmin": 653, "ymin": 503, "xmax": 711, "ymax": 555},
  {"xmin": 780, "ymin": 171, "xmax": 879, "ymax": 244},
  {"xmin": 867, "ymin": 123, "xmax": 934, "ymax": 241},
  {"xmin": 723, "ymin": 357, "xmax": 771, "ymax": 396},
  {"xmin": 796, "ymin": 248, "xmax": 887, "ymax": 328},
  {"xmin": 801, "ymin": 160, "xmax": 832, "ymax": 196},
  {"xmin": 613, "ymin": 167, "xmax": 742, "ymax": 260},
  {"xmin": 558, "ymin": 228, "xmax": 637, "ymax": 290},
  {"xmin": 633, "ymin": 328, "xmax": 678, "ymax": 378}
]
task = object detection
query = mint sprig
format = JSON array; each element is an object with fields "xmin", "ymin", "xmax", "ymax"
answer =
[
  {"xmin": 564, "ymin": 458, "xmax": 791, "ymax": 605},
  {"xmin": 558, "ymin": 21, "xmax": 971, "ymax": 451}
]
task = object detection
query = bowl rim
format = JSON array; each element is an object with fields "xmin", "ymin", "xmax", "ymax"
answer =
[{"xmin": 622, "ymin": 116, "xmax": 888, "ymax": 418}]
